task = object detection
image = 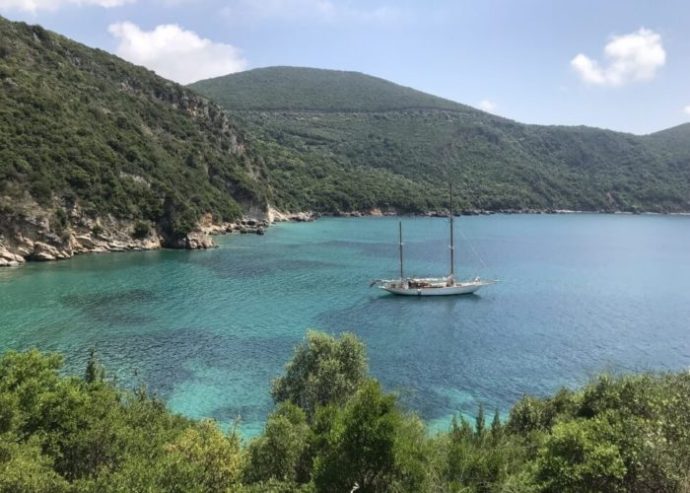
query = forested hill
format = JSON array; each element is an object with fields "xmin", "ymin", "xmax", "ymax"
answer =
[
  {"xmin": 645, "ymin": 123, "xmax": 690, "ymax": 162},
  {"xmin": 191, "ymin": 66, "xmax": 477, "ymax": 113},
  {"xmin": 191, "ymin": 67, "xmax": 690, "ymax": 214},
  {"xmin": 2, "ymin": 14, "xmax": 690, "ymax": 267},
  {"xmin": 0, "ymin": 16, "xmax": 269, "ymax": 262}
]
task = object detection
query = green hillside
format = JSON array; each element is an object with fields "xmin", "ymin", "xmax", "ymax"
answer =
[
  {"xmin": 3, "ymin": 13, "xmax": 690, "ymax": 252},
  {"xmin": 189, "ymin": 66, "xmax": 473, "ymax": 113},
  {"xmin": 0, "ymin": 17, "xmax": 268, "ymax": 243},
  {"xmin": 191, "ymin": 67, "xmax": 690, "ymax": 213},
  {"xmin": 644, "ymin": 123, "xmax": 690, "ymax": 164}
]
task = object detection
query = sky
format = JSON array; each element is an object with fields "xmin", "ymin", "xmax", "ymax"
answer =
[{"xmin": 1, "ymin": 0, "xmax": 689, "ymax": 134}]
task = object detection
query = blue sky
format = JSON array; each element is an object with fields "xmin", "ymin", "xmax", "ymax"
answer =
[{"xmin": 2, "ymin": 0, "xmax": 689, "ymax": 134}]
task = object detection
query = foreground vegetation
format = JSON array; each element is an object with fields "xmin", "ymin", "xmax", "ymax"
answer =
[{"xmin": 3, "ymin": 331, "xmax": 690, "ymax": 492}]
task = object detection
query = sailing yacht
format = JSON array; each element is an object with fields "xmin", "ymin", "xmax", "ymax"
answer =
[{"xmin": 370, "ymin": 200, "xmax": 496, "ymax": 296}]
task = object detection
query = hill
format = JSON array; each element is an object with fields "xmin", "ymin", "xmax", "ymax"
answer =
[
  {"xmin": 0, "ymin": 16, "xmax": 269, "ymax": 265},
  {"xmin": 645, "ymin": 123, "xmax": 690, "ymax": 163},
  {"xmin": 188, "ymin": 66, "xmax": 473, "ymax": 113},
  {"xmin": 3, "ymin": 19, "xmax": 690, "ymax": 267},
  {"xmin": 191, "ymin": 67, "xmax": 690, "ymax": 214}
]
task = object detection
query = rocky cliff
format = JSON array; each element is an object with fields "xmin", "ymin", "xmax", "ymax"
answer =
[{"xmin": 0, "ymin": 16, "xmax": 271, "ymax": 267}]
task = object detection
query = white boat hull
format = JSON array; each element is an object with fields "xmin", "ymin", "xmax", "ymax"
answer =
[
  {"xmin": 379, "ymin": 279, "xmax": 495, "ymax": 296},
  {"xmin": 371, "ymin": 214, "xmax": 497, "ymax": 297}
]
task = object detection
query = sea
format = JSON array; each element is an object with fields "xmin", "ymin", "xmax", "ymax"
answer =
[{"xmin": 2, "ymin": 214, "xmax": 690, "ymax": 437}]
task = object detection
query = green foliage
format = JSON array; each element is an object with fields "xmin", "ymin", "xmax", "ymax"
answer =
[
  {"xmin": 0, "ymin": 436, "xmax": 69, "ymax": 493},
  {"xmin": 53, "ymin": 208, "xmax": 69, "ymax": 236},
  {"xmin": 84, "ymin": 348, "xmax": 105, "ymax": 384},
  {"xmin": 0, "ymin": 349, "xmax": 192, "ymax": 492},
  {"xmin": 490, "ymin": 409, "xmax": 502, "ymax": 441},
  {"xmin": 159, "ymin": 420, "xmax": 243, "ymax": 493},
  {"xmin": 192, "ymin": 67, "xmax": 690, "ymax": 214},
  {"xmin": 245, "ymin": 403, "xmax": 312, "ymax": 485},
  {"xmin": 0, "ymin": 16, "xmax": 266, "ymax": 239},
  {"xmin": 507, "ymin": 388, "xmax": 578, "ymax": 434},
  {"xmin": 312, "ymin": 380, "xmax": 429, "ymax": 493},
  {"xmin": 443, "ymin": 410, "xmax": 530, "ymax": 493},
  {"xmin": 534, "ymin": 417, "xmax": 627, "ymax": 493},
  {"xmin": 5, "ymin": 335, "xmax": 690, "ymax": 492},
  {"xmin": 7, "ymin": 13, "xmax": 690, "ymax": 242},
  {"xmin": 132, "ymin": 221, "xmax": 150, "ymax": 239},
  {"xmin": 189, "ymin": 66, "xmax": 465, "ymax": 113},
  {"xmin": 271, "ymin": 331, "xmax": 368, "ymax": 419},
  {"xmin": 160, "ymin": 195, "xmax": 201, "ymax": 239},
  {"xmin": 475, "ymin": 403, "xmax": 485, "ymax": 437}
]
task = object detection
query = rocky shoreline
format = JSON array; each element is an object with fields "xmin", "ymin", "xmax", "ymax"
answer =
[
  {"xmin": 2, "ymin": 204, "xmax": 687, "ymax": 269},
  {"xmin": 0, "ymin": 204, "xmax": 317, "ymax": 268},
  {"xmin": 324, "ymin": 207, "xmax": 690, "ymax": 217}
]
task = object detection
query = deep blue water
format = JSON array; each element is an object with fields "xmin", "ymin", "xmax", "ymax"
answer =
[{"xmin": 2, "ymin": 214, "xmax": 690, "ymax": 436}]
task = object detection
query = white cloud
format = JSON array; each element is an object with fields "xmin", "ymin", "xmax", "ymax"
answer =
[
  {"xmin": 0, "ymin": 0, "xmax": 132, "ymax": 12},
  {"xmin": 684, "ymin": 105, "xmax": 690, "ymax": 116},
  {"xmin": 571, "ymin": 28, "xmax": 665, "ymax": 87},
  {"xmin": 478, "ymin": 99, "xmax": 497, "ymax": 113},
  {"xmin": 221, "ymin": 0, "xmax": 403, "ymax": 25},
  {"xmin": 108, "ymin": 22, "xmax": 247, "ymax": 85}
]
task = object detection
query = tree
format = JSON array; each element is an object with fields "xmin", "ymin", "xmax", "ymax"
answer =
[
  {"xmin": 312, "ymin": 380, "xmax": 428, "ymax": 493},
  {"xmin": 271, "ymin": 331, "xmax": 367, "ymax": 419},
  {"xmin": 475, "ymin": 403, "xmax": 485, "ymax": 438},
  {"xmin": 0, "ymin": 350, "xmax": 63, "ymax": 436},
  {"xmin": 84, "ymin": 348, "xmax": 105, "ymax": 384},
  {"xmin": 245, "ymin": 402, "xmax": 312, "ymax": 485},
  {"xmin": 161, "ymin": 420, "xmax": 243, "ymax": 493},
  {"xmin": 490, "ymin": 409, "xmax": 502, "ymax": 442},
  {"xmin": 534, "ymin": 417, "xmax": 626, "ymax": 493},
  {"xmin": 0, "ymin": 437, "xmax": 69, "ymax": 493}
]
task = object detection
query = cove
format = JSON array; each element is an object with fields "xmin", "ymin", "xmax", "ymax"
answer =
[{"xmin": 2, "ymin": 214, "xmax": 690, "ymax": 437}]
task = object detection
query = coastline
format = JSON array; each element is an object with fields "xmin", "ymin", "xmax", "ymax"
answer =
[
  {"xmin": 0, "ymin": 207, "xmax": 316, "ymax": 269},
  {"xmin": 2, "ymin": 206, "xmax": 689, "ymax": 269}
]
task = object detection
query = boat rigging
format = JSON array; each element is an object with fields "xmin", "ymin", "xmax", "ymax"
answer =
[{"xmin": 370, "ymin": 186, "xmax": 496, "ymax": 296}]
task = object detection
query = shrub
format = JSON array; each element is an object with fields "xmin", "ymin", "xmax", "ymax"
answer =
[{"xmin": 132, "ymin": 221, "xmax": 150, "ymax": 239}]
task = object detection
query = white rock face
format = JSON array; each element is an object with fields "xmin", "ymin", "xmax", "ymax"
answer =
[
  {"xmin": 0, "ymin": 197, "xmax": 170, "ymax": 267},
  {"xmin": 30, "ymin": 241, "xmax": 62, "ymax": 261},
  {"xmin": 184, "ymin": 231, "xmax": 216, "ymax": 249},
  {"xmin": 0, "ymin": 247, "xmax": 26, "ymax": 265},
  {"xmin": 0, "ymin": 197, "xmax": 293, "ymax": 268},
  {"xmin": 266, "ymin": 207, "xmax": 315, "ymax": 224}
]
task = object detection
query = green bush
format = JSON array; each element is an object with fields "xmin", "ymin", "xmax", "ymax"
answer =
[
  {"xmin": 2, "ymin": 333, "xmax": 690, "ymax": 492},
  {"xmin": 271, "ymin": 331, "xmax": 367, "ymax": 420},
  {"xmin": 132, "ymin": 221, "xmax": 150, "ymax": 239}
]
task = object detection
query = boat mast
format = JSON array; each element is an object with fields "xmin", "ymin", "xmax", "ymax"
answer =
[
  {"xmin": 399, "ymin": 221, "xmax": 404, "ymax": 280},
  {"xmin": 449, "ymin": 183, "xmax": 455, "ymax": 277}
]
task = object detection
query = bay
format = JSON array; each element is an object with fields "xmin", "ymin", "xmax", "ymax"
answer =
[{"xmin": 2, "ymin": 214, "xmax": 690, "ymax": 436}]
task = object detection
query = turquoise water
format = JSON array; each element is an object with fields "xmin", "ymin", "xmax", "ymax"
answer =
[{"xmin": 2, "ymin": 214, "xmax": 690, "ymax": 436}]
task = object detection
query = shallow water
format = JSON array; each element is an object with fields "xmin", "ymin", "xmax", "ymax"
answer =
[{"xmin": 2, "ymin": 214, "xmax": 690, "ymax": 436}]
